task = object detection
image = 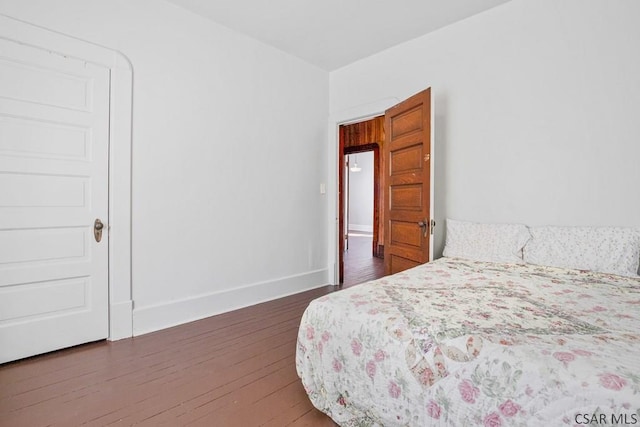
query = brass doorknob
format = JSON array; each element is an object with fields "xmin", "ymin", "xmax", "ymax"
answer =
[
  {"xmin": 94, "ymin": 218, "xmax": 104, "ymax": 242},
  {"xmin": 417, "ymin": 219, "xmax": 428, "ymax": 237}
]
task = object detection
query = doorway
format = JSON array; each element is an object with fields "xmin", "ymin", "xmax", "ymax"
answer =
[
  {"xmin": 343, "ymin": 151, "xmax": 384, "ymax": 287},
  {"xmin": 334, "ymin": 88, "xmax": 434, "ymax": 286},
  {"xmin": 338, "ymin": 116, "xmax": 385, "ymax": 286}
]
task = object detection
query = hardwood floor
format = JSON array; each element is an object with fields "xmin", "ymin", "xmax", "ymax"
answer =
[
  {"xmin": 0, "ymin": 287, "xmax": 338, "ymax": 427},
  {"xmin": 342, "ymin": 232, "xmax": 385, "ymax": 288},
  {"xmin": 0, "ymin": 239, "xmax": 386, "ymax": 426}
]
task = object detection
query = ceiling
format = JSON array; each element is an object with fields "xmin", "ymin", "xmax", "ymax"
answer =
[{"xmin": 164, "ymin": 0, "xmax": 511, "ymax": 71}]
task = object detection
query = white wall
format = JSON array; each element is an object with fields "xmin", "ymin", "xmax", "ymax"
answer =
[
  {"xmin": 5, "ymin": 0, "xmax": 640, "ymax": 334},
  {"xmin": 0, "ymin": 0, "xmax": 329, "ymax": 335},
  {"xmin": 347, "ymin": 152, "xmax": 374, "ymax": 232},
  {"xmin": 330, "ymin": 0, "xmax": 640, "ymax": 258}
]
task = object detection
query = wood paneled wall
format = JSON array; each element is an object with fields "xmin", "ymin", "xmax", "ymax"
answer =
[{"xmin": 342, "ymin": 116, "xmax": 385, "ymax": 149}]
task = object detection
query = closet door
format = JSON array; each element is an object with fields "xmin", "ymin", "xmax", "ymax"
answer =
[{"xmin": 0, "ymin": 37, "xmax": 110, "ymax": 363}]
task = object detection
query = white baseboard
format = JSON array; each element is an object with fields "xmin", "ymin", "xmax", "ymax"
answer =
[
  {"xmin": 349, "ymin": 223, "xmax": 373, "ymax": 233},
  {"xmin": 132, "ymin": 268, "xmax": 329, "ymax": 336},
  {"xmin": 109, "ymin": 300, "xmax": 133, "ymax": 340}
]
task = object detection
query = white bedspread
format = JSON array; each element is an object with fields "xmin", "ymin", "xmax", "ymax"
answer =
[{"xmin": 296, "ymin": 258, "xmax": 640, "ymax": 426}]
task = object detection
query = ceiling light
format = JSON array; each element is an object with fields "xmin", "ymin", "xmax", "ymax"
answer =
[{"xmin": 350, "ymin": 156, "xmax": 361, "ymax": 172}]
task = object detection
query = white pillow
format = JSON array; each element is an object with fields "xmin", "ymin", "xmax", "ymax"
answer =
[
  {"xmin": 443, "ymin": 219, "xmax": 531, "ymax": 264},
  {"xmin": 523, "ymin": 226, "xmax": 640, "ymax": 277}
]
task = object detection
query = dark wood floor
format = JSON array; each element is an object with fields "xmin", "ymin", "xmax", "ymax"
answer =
[
  {"xmin": 342, "ymin": 232, "xmax": 385, "ymax": 288},
  {"xmin": 0, "ymin": 239, "xmax": 384, "ymax": 427},
  {"xmin": 0, "ymin": 287, "xmax": 339, "ymax": 427}
]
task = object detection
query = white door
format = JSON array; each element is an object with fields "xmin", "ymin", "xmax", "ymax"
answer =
[{"xmin": 0, "ymin": 37, "xmax": 110, "ymax": 363}]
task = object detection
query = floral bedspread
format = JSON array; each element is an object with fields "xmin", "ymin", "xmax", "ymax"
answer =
[{"xmin": 295, "ymin": 258, "xmax": 640, "ymax": 426}]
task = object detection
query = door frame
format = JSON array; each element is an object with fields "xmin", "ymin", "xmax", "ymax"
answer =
[
  {"xmin": 0, "ymin": 14, "xmax": 134, "ymax": 340},
  {"xmin": 328, "ymin": 98, "xmax": 400, "ymax": 285},
  {"xmin": 339, "ymin": 144, "xmax": 380, "ymax": 283}
]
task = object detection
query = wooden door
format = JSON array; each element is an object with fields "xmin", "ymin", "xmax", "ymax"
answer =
[
  {"xmin": 0, "ymin": 37, "xmax": 110, "ymax": 363},
  {"xmin": 384, "ymin": 88, "xmax": 434, "ymax": 275}
]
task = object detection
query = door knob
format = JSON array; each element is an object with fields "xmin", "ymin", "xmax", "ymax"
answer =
[
  {"xmin": 417, "ymin": 219, "xmax": 428, "ymax": 237},
  {"xmin": 94, "ymin": 218, "xmax": 104, "ymax": 243}
]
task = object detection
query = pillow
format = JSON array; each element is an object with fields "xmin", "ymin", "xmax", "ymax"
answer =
[
  {"xmin": 443, "ymin": 219, "xmax": 531, "ymax": 264},
  {"xmin": 523, "ymin": 226, "xmax": 640, "ymax": 277}
]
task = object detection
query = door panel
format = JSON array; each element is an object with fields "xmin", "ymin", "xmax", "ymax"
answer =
[
  {"xmin": 388, "ymin": 254, "xmax": 420, "ymax": 274},
  {"xmin": 0, "ymin": 38, "xmax": 110, "ymax": 363},
  {"xmin": 389, "ymin": 221, "xmax": 422, "ymax": 248},
  {"xmin": 384, "ymin": 88, "xmax": 433, "ymax": 275},
  {"xmin": 389, "ymin": 106, "xmax": 423, "ymax": 138},
  {"xmin": 389, "ymin": 184, "xmax": 423, "ymax": 210}
]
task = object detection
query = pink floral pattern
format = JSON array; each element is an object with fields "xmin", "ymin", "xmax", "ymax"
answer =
[
  {"xmin": 459, "ymin": 379, "xmax": 480, "ymax": 403},
  {"xmin": 553, "ymin": 351, "xmax": 576, "ymax": 367},
  {"xmin": 351, "ymin": 338, "xmax": 362, "ymax": 356},
  {"xmin": 388, "ymin": 381, "xmax": 401, "ymax": 398},
  {"xmin": 599, "ymin": 373, "xmax": 627, "ymax": 390},
  {"xmin": 484, "ymin": 412, "xmax": 503, "ymax": 427},
  {"xmin": 499, "ymin": 400, "xmax": 521, "ymax": 417},
  {"xmin": 426, "ymin": 400, "xmax": 441, "ymax": 419},
  {"xmin": 365, "ymin": 360, "xmax": 376, "ymax": 379},
  {"xmin": 296, "ymin": 258, "xmax": 640, "ymax": 426},
  {"xmin": 305, "ymin": 326, "xmax": 314, "ymax": 340}
]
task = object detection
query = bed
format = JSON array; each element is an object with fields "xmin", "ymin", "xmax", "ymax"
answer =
[{"xmin": 296, "ymin": 221, "xmax": 640, "ymax": 426}]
